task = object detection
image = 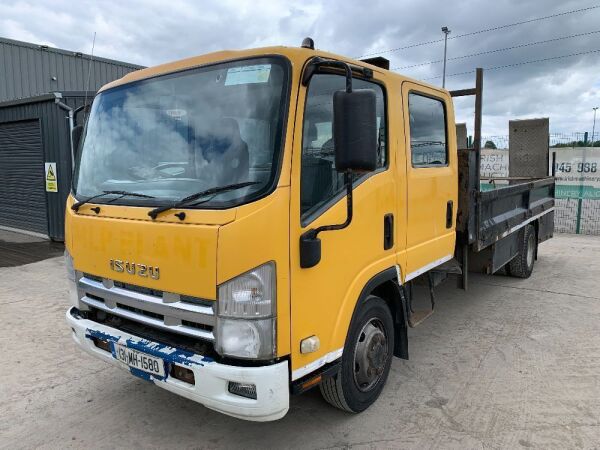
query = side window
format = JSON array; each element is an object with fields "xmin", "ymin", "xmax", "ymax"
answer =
[
  {"xmin": 408, "ymin": 93, "xmax": 447, "ymax": 167},
  {"xmin": 301, "ymin": 74, "xmax": 386, "ymax": 219}
]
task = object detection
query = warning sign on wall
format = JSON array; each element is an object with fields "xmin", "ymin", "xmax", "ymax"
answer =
[{"xmin": 45, "ymin": 162, "xmax": 58, "ymax": 192}]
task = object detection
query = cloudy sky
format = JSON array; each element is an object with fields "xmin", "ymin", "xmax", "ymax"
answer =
[{"xmin": 2, "ymin": 0, "xmax": 599, "ymax": 138}]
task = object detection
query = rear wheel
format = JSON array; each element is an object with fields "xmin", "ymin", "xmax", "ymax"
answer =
[
  {"xmin": 319, "ymin": 295, "xmax": 394, "ymax": 413},
  {"xmin": 507, "ymin": 224, "xmax": 536, "ymax": 278}
]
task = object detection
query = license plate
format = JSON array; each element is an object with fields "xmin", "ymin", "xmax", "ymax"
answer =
[{"xmin": 114, "ymin": 343, "xmax": 166, "ymax": 377}]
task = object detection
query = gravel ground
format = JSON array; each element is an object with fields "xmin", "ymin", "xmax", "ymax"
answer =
[{"xmin": 1, "ymin": 233, "xmax": 599, "ymax": 449}]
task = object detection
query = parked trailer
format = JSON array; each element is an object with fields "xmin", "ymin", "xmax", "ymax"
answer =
[{"xmin": 64, "ymin": 40, "xmax": 554, "ymax": 421}]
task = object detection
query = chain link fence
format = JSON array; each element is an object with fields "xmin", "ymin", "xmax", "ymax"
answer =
[
  {"xmin": 472, "ymin": 133, "xmax": 600, "ymax": 150},
  {"xmin": 551, "ymin": 132, "xmax": 599, "ymax": 147},
  {"xmin": 550, "ymin": 133, "xmax": 599, "ymax": 235},
  {"xmin": 551, "ymin": 142, "xmax": 600, "ymax": 235}
]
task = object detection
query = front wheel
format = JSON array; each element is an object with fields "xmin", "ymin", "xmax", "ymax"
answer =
[{"xmin": 319, "ymin": 295, "xmax": 394, "ymax": 413}]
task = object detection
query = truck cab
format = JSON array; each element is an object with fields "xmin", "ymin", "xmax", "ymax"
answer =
[{"xmin": 64, "ymin": 42, "xmax": 495, "ymax": 421}]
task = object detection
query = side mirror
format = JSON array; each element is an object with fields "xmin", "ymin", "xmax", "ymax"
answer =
[
  {"xmin": 72, "ymin": 125, "xmax": 84, "ymax": 156},
  {"xmin": 333, "ymin": 89, "xmax": 378, "ymax": 173}
]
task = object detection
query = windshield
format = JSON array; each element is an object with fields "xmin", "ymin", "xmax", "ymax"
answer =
[{"xmin": 73, "ymin": 57, "xmax": 289, "ymax": 208}]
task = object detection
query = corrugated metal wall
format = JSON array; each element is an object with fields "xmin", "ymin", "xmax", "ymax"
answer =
[
  {"xmin": 0, "ymin": 119, "xmax": 47, "ymax": 234},
  {"xmin": 0, "ymin": 37, "xmax": 143, "ymax": 102},
  {"xmin": 0, "ymin": 94, "xmax": 88, "ymax": 240}
]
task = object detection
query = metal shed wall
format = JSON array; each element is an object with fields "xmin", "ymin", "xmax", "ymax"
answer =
[
  {"xmin": 0, "ymin": 93, "xmax": 88, "ymax": 240},
  {"xmin": 0, "ymin": 37, "xmax": 144, "ymax": 102}
]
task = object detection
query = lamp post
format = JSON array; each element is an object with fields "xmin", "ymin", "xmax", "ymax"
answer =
[
  {"xmin": 441, "ymin": 26, "xmax": 451, "ymax": 88},
  {"xmin": 592, "ymin": 107, "xmax": 598, "ymax": 147}
]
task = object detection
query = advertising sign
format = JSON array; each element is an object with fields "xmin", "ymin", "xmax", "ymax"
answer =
[
  {"xmin": 480, "ymin": 149, "xmax": 509, "ymax": 178},
  {"xmin": 552, "ymin": 148, "xmax": 600, "ymax": 199}
]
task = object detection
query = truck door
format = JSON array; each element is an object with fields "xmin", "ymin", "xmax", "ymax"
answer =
[
  {"xmin": 401, "ymin": 82, "xmax": 457, "ymax": 279},
  {"xmin": 289, "ymin": 72, "xmax": 398, "ymax": 381}
]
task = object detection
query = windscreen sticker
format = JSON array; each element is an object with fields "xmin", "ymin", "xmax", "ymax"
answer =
[{"xmin": 225, "ymin": 64, "xmax": 271, "ymax": 86}]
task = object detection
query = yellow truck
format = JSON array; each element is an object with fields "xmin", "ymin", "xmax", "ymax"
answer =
[{"xmin": 65, "ymin": 39, "xmax": 555, "ymax": 421}]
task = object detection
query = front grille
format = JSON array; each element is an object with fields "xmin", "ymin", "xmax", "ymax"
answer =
[
  {"xmin": 113, "ymin": 280, "xmax": 163, "ymax": 298},
  {"xmin": 84, "ymin": 273, "xmax": 102, "ymax": 283},
  {"xmin": 77, "ymin": 274, "xmax": 215, "ymax": 342},
  {"xmin": 117, "ymin": 303, "xmax": 164, "ymax": 320}
]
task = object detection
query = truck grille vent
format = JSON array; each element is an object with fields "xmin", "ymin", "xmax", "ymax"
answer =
[
  {"xmin": 84, "ymin": 273, "xmax": 102, "ymax": 282},
  {"xmin": 113, "ymin": 280, "xmax": 163, "ymax": 298},
  {"xmin": 87, "ymin": 293, "xmax": 104, "ymax": 302},
  {"xmin": 77, "ymin": 274, "xmax": 215, "ymax": 342},
  {"xmin": 82, "ymin": 273, "xmax": 213, "ymax": 308},
  {"xmin": 117, "ymin": 303, "xmax": 164, "ymax": 320}
]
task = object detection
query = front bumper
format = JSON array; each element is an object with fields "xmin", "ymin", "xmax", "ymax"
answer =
[{"xmin": 66, "ymin": 307, "xmax": 289, "ymax": 421}]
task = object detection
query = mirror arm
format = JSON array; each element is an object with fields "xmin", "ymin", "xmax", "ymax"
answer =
[
  {"xmin": 337, "ymin": 62, "xmax": 353, "ymax": 93},
  {"xmin": 300, "ymin": 172, "xmax": 354, "ymax": 268},
  {"xmin": 307, "ymin": 172, "xmax": 353, "ymax": 239},
  {"xmin": 319, "ymin": 61, "xmax": 353, "ymax": 93},
  {"xmin": 302, "ymin": 57, "xmax": 372, "ymax": 89}
]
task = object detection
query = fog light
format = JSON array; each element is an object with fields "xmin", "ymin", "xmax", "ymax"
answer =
[
  {"xmin": 171, "ymin": 365, "xmax": 195, "ymax": 385},
  {"xmin": 92, "ymin": 337, "xmax": 111, "ymax": 353},
  {"xmin": 215, "ymin": 317, "xmax": 275, "ymax": 359},
  {"xmin": 228, "ymin": 381, "xmax": 257, "ymax": 399}
]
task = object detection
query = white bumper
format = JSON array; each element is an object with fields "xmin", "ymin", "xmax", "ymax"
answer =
[{"xmin": 66, "ymin": 307, "xmax": 289, "ymax": 421}]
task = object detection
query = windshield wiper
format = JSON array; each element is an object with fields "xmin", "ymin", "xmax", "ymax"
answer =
[
  {"xmin": 148, "ymin": 181, "xmax": 260, "ymax": 220},
  {"xmin": 71, "ymin": 190, "xmax": 156, "ymax": 212}
]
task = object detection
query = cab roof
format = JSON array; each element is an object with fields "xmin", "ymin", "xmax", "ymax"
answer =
[{"xmin": 98, "ymin": 45, "xmax": 440, "ymax": 93}]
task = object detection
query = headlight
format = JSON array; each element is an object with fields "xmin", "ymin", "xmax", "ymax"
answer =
[
  {"xmin": 215, "ymin": 262, "xmax": 276, "ymax": 359},
  {"xmin": 64, "ymin": 250, "xmax": 80, "ymax": 308}
]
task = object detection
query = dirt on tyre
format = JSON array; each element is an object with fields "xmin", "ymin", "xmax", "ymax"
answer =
[
  {"xmin": 507, "ymin": 224, "xmax": 536, "ymax": 279},
  {"xmin": 319, "ymin": 295, "xmax": 394, "ymax": 413}
]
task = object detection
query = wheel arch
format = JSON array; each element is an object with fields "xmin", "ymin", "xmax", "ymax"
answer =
[{"xmin": 346, "ymin": 267, "xmax": 409, "ymax": 360}]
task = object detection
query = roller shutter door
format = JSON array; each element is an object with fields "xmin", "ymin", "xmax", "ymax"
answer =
[{"xmin": 0, "ymin": 120, "xmax": 48, "ymax": 234}]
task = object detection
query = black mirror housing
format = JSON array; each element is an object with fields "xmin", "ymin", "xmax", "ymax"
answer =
[
  {"xmin": 299, "ymin": 234, "xmax": 321, "ymax": 268},
  {"xmin": 333, "ymin": 89, "xmax": 378, "ymax": 173},
  {"xmin": 72, "ymin": 125, "xmax": 84, "ymax": 156}
]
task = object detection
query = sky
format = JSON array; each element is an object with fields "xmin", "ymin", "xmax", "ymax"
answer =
[{"xmin": 1, "ymin": 0, "xmax": 600, "ymax": 138}]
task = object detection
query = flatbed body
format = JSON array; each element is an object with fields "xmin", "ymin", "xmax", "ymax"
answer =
[{"xmin": 457, "ymin": 144, "xmax": 554, "ymax": 277}]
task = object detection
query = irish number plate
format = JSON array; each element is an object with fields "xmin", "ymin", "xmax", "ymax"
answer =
[{"xmin": 114, "ymin": 343, "xmax": 166, "ymax": 377}]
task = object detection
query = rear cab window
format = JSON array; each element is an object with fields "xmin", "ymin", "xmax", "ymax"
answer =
[{"xmin": 408, "ymin": 93, "xmax": 448, "ymax": 167}]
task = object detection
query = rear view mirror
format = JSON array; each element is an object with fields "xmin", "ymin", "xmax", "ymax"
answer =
[
  {"xmin": 333, "ymin": 89, "xmax": 377, "ymax": 173},
  {"xmin": 72, "ymin": 125, "xmax": 84, "ymax": 156}
]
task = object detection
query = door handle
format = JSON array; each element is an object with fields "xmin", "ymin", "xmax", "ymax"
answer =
[
  {"xmin": 446, "ymin": 201, "xmax": 453, "ymax": 229},
  {"xmin": 384, "ymin": 213, "xmax": 394, "ymax": 250}
]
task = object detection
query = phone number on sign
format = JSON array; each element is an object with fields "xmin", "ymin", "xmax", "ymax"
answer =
[{"xmin": 554, "ymin": 162, "xmax": 597, "ymax": 173}]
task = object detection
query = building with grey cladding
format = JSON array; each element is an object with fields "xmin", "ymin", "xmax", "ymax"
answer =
[
  {"xmin": 0, "ymin": 36, "xmax": 143, "ymax": 102},
  {"xmin": 0, "ymin": 37, "xmax": 144, "ymax": 240}
]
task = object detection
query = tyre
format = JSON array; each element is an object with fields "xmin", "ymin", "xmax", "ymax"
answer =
[
  {"xmin": 507, "ymin": 224, "xmax": 536, "ymax": 278},
  {"xmin": 319, "ymin": 295, "xmax": 394, "ymax": 413}
]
